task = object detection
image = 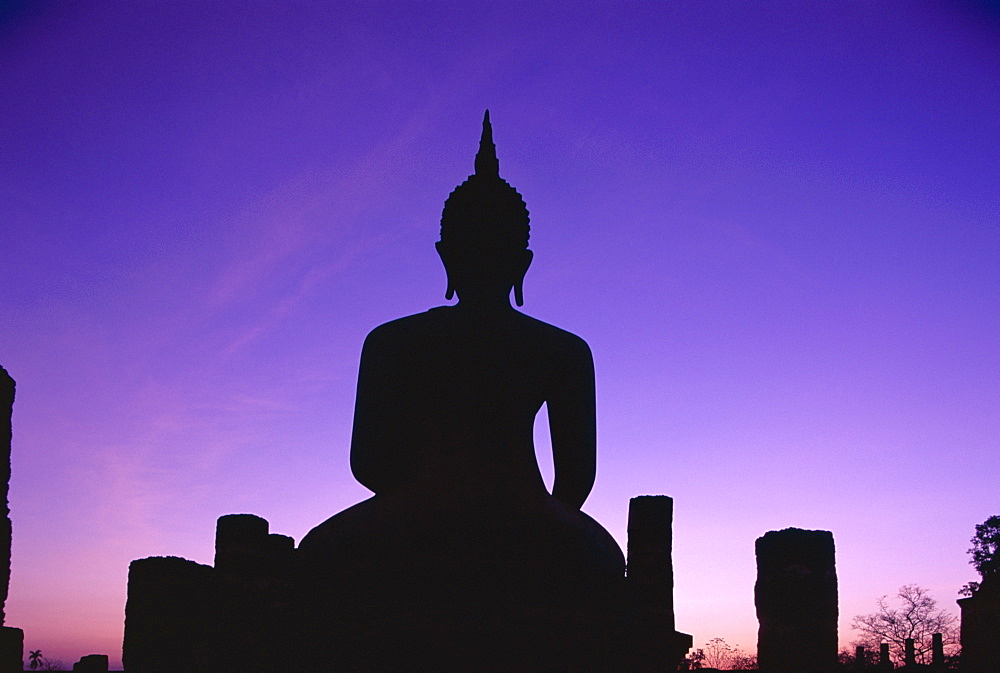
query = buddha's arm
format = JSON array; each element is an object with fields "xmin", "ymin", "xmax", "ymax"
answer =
[
  {"xmin": 349, "ymin": 327, "xmax": 410, "ymax": 494},
  {"xmin": 547, "ymin": 337, "xmax": 597, "ymax": 510}
]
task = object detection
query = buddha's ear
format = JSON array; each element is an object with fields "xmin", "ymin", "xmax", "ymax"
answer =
[
  {"xmin": 435, "ymin": 241, "xmax": 456, "ymax": 300},
  {"xmin": 513, "ymin": 249, "xmax": 533, "ymax": 307}
]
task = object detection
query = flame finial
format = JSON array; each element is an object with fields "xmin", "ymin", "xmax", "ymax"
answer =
[{"xmin": 474, "ymin": 110, "xmax": 499, "ymax": 177}]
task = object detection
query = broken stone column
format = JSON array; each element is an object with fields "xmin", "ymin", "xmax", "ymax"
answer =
[
  {"xmin": 214, "ymin": 514, "xmax": 293, "ymax": 672},
  {"xmin": 215, "ymin": 513, "xmax": 295, "ymax": 583},
  {"xmin": 627, "ymin": 496, "xmax": 675, "ymax": 630},
  {"xmin": 879, "ymin": 643, "xmax": 891, "ymax": 671},
  {"xmin": 0, "ymin": 366, "xmax": 13, "ymax": 625},
  {"xmin": 755, "ymin": 528, "xmax": 838, "ymax": 673},
  {"xmin": 123, "ymin": 556, "xmax": 218, "ymax": 672},
  {"xmin": 905, "ymin": 637, "xmax": 916, "ymax": 667},
  {"xmin": 0, "ymin": 626, "xmax": 21, "ymax": 673},
  {"xmin": 932, "ymin": 632, "xmax": 944, "ymax": 669},
  {"xmin": 0, "ymin": 367, "xmax": 23, "ymax": 673},
  {"xmin": 625, "ymin": 496, "xmax": 692, "ymax": 671},
  {"xmin": 73, "ymin": 654, "xmax": 109, "ymax": 672},
  {"xmin": 215, "ymin": 513, "xmax": 269, "ymax": 576}
]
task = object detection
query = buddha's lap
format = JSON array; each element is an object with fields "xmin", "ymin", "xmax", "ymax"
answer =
[{"xmin": 298, "ymin": 490, "xmax": 625, "ymax": 599}]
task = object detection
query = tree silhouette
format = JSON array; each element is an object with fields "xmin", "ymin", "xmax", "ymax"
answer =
[
  {"xmin": 851, "ymin": 585, "xmax": 958, "ymax": 665},
  {"xmin": 697, "ymin": 637, "xmax": 756, "ymax": 670},
  {"xmin": 960, "ymin": 515, "xmax": 1000, "ymax": 597},
  {"xmin": 969, "ymin": 515, "xmax": 1000, "ymax": 579},
  {"xmin": 28, "ymin": 650, "xmax": 42, "ymax": 670}
]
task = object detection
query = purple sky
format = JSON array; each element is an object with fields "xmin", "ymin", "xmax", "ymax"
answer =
[{"xmin": 1, "ymin": 1, "xmax": 998, "ymax": 667}]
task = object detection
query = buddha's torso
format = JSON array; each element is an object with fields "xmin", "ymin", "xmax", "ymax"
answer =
[{"xmin": 353, "ymin": 306, "xmax": 580, "ymax": 501}]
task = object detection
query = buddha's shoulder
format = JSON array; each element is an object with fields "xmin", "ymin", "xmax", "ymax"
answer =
[
  {"xmin": 362, "ymin": 310, "xmax": 444, "ymax": 344},
  {"xmin": 513, "ymin": 312, "xmax": 592, "ymax": 355},
  {"xmin": 363, "ymin": 307, "xmax": 592, "ymax": 357}
]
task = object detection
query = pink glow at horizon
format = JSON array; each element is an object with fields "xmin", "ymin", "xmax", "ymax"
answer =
[{"xmin": 1, "ymin": 1, "xmax": 998, "ymax": 667}]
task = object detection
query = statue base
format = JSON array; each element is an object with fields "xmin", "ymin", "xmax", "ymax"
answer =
[{"xmin": 124, "ymin": 499, "xmax": 692, "ymax": 672}]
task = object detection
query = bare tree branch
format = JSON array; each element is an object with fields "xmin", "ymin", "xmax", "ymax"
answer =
[{"xmin": 851, "ymin": 585, "xmax": 959, "ymax": 665}]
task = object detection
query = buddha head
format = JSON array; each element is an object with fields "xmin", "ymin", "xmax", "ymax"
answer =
[{"xmin": 437, "ymin": 111, "xmax": 533, "ymax": 306}]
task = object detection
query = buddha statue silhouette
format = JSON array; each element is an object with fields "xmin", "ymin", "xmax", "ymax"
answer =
[{"xmin": 297, "ymin": 113, "xmax": 625, "ymax": 663}]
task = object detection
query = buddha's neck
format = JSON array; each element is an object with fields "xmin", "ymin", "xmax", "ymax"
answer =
[{"xmin": 454, "ymin": 289, "xmax": 516, "ymax": 314}]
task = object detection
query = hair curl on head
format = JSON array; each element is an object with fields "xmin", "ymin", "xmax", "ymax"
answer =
[{"xmin": 439, "ymin": 111, "xmax": 530, "ymax": 257}]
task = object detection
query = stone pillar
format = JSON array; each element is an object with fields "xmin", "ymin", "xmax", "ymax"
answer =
[
  {"xmin": 123, "ymin": 556, "xmax": 218, "ymax": 672},
  {"xmin": 854, "ymin": 645, "xmax": 865, "ymax": 672},
  {"xmin": 904, "ymin": 637, "xmax": 916, "ymax": 667},
  {"xmin": 73, "ymin": 654, "xmax": 109, "ymax": 672},
  {"xmin": 0, "ymin": 368, "xmax": 21, "ymax": 673},
  {"xmin": 0, "ymin": 626, "xmax": 22, "ymax": 673},
  {"xmin": 879, "ymin": 643, "xmax": 891, "ymax": 671},
  {"xmin": 932, "ymin": 632, "xmax": 944, "ymax": 668},
  {"xmin": 215, "ymin": 514, "xmax": 269, "ymax": 576},
  {"xmin": 0, "ymin": 366, "xmax": 13, "ymax": 626},
  {"xmin": 755, "ymin": 528, "xmax": 838, "ymax": 673},
  {"xmin": 625, "ymin": 496, "xmax": 692, "ymax": 671},
  {"xmin": 214, "ymin": 515, "xmax": 293, "ymax": 672},
  {"xmin": 627, "ymin": 496, "xmax": 675, "ymax": 629}
]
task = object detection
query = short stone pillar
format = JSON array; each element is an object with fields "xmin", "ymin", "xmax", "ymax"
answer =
[
  {"xmin": 755, "ymin": 528, "xmax": 838, "ymax": 672},
  {"xmin": 215, "ymin": 513, "xmax": 269, "ymax": 575},
  {"xmin": 879, "ymin": 643, "xmax": 891, "ymax": 671},
  {"xmin": 854, "ymin": 645, "xmax": 865, "ymax": 672},
  {"xmin": 215, "ymin": 514, "xmax": 293, "ymax": 586},
  {"xmin": 73, "ymin": 653, "xmax": 109, "ymax": 672},
  {"xmin": 931, "ymin": 632, "xmax": 944, "ymax": 669},
  {"xmin": 0, "ymin": 626, "xmax": 22, "ymax": 673},
  {"xmin": 904, "ymin": 637, "xmax": 916, "ymax": 667},
  {"xmin": 123, "ymin": 556, "xmax": 218, "ymax": 672}
]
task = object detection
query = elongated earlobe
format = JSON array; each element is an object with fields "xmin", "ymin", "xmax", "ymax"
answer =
[
  {"xmin": 513, "ymin": 249, "xmax": 532, "ymax": 307},
  {"xmin": 444, "ymin": 266, "xmax": 456, "ymax": 300},
  {"xmin": 437, "ymin": 241, "xmax": 456, "ymax": 301}
]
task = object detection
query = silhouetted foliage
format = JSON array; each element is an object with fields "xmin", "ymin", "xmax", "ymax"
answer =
[
  {"xmin": 28, "ymin": 649, "xmax": 42, "ymax": 670},
  {"xmin": 959, "ymin": 580, "xmax": 979, "ymax": 597},
  {"xmin": 851, "ymin": 584, "xmax": 958, "ymax": 666},
  {"xmin": 680, "ymin": 647, "xmax": 705, "ymax": 669},
  {"xmin": 968, "ymin": 515, "xmax": 1000, "ymax": 580},
  {"xmin": 690, "ymin": 637, "xmax": 757, "ymax": 670}
]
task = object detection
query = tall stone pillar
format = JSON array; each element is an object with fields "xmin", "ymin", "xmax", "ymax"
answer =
[
  {"xmin": 755, "ymin": 528, "xmax": 838, "ymax": 673},
  {"xmin": 627, "ymin": 496, "xmax": 675, "ymax": 629},
  {"xmin": 0, "ymin": 366, "xmax": 13, "ymax": 624},
  {"xmin": 0, "ymin": 367, "xmax": 23, "ymax": 673},
  {"xmin": 625, "ymin": 496, "xmax": 691, "ymax": 671}
]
